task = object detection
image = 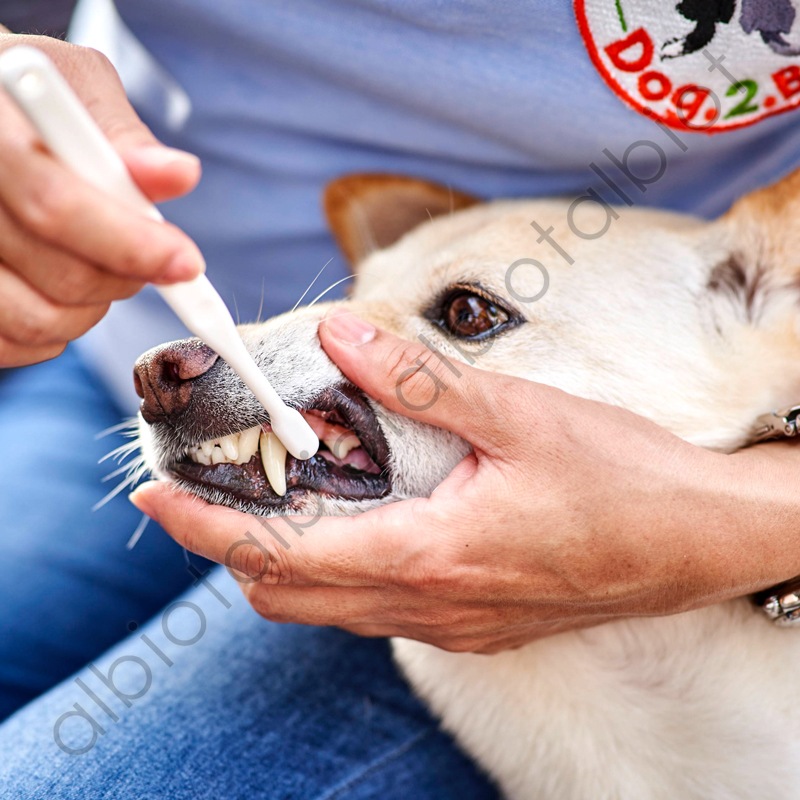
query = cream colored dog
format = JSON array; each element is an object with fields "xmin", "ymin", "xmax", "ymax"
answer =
[{"xmin": 135, "ymin": 170, "xmax": 800, "ymax": 799}]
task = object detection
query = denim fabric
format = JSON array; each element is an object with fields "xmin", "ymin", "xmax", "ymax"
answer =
[
  {"xmin": 0, "ymin": 351, "xmax": 500, "ymax": 799},
  {"xmin": 0, "ymin": 348, "xmax": 202, "ymax": 721}
]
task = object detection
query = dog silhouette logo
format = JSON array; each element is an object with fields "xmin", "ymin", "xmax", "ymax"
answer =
[{"xmin": 575, "ymin": 0, "xmax": 800, "ymax": 132}]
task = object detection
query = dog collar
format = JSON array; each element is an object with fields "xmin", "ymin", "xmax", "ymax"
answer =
[
  {"xmin": 755, "ymin": 580, "xmax": 800, "ymax": 627},
  {"xmin": 750, "ymin": 405, "xmax": 800, "ymax": 443},
  {"xmin": 748, "ymin": 405, "xmax": 800, "ymax": 624}
]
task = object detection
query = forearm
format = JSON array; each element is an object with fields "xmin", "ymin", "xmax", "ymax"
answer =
[{"xmin": 705, "ymin": 442, "xmax": 800, "ymax": 600}]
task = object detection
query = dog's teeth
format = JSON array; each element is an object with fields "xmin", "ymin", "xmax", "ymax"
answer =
[
  {"xmin": 210, "ymin": 446, "xmax": 226, "ymax": 465},
  {"xmin": 236, "ymin": 425, "xmax": 261, "ymax": 464},
  {"xmin": 219, "ymin": 434, "xmax": 239, "ymax": 461},
  {"xmin": 188, "ymin": 446, "xmax": 210, "ymax": 466},
  {"xmin": 260, "ymin": 430, "xmax": 287, "ymax": 496},
  {"xmin": 327, "ymin": 433, "xmax": 361, "ymax": 460},
  {"xmin": 188, "ymin": 425, "xmax": 287, "ymax": 472}
]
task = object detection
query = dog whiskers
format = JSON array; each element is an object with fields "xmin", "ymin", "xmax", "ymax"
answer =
[
  {"xmin": 92, "ymin": 460, "xmax": 147, "ymax": 512},
  {"xmin": 95, "ymin": 426, "xmax": 149, "ymax": 512},
  {"xmin": 307, "ymin": 274, "xmax": 358, "ymax": 308},
  {"xmin": 97, "ymin": 419, "xmax": 140, "ymax": 466},
  {"xmin": 291, "ymin": 258, "xmax": 334, "ymax": 313},
  {"xmin": 255, "ymin": 277, "xmax": 266, "ymax": 323},
  {"xmin": 126, "ymin": 514, "xmax": 151, "ymax": 550},
  {"xmin": 94, "ymin": 419, "xmax": 138, "ymax": 440},
  {"xmin": 101, "ymin": 463, "xmax": 136, "ymax": 483},
  {"xmin": 98, "ymin": 439, "xmax": 139, "ymax": 465},
  {"xmin": 232, "ymin": 293, "xmax": 241, "ymax": 325}
]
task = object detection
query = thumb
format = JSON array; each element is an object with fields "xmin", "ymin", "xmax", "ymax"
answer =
[{"xmin": 319, "ymin": 310, "xmax": 530, "ymax": 457}]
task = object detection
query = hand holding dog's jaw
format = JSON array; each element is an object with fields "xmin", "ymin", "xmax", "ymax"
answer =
[{"xmin": 130, "ymin": 316, "xmax": 800, "ymax": 653}]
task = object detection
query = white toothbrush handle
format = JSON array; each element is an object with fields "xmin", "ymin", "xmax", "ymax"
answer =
[
  {"xmin": 0, "ymin": 45, "xmax": 318, "ymax": 460},
  {"xmin": 158, "ymin": 277, "xmax": 319, "ymax": 459}
]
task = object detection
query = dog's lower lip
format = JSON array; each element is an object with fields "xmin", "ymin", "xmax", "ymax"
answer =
[
  {"xmin": 171, "ymin": 454, "xmax": 389, "ymax": 505},
  {"xmin": 167, "ymin": 385, "xmax": 390, "ymax": 507}
]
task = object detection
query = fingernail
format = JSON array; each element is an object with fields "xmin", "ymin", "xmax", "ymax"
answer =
[
  {"xmin": 161, "ymin": 249, "xmax": 207, "ymax": 283},
  {"xmin": 136, "ymin": 146, "xmax": 201, "ymax": 171},
  {"xmin": 129, "ymin": 482, "xmax": 160, "ymax": 522},
  {"xmin": 323, "ymin": 311, "xmax": 376, "ymax": 345}
]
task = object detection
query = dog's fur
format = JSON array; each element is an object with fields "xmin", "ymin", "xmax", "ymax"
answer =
[{"xmin": 137, "ymin": 169, "xmax": 800, "ymax": 799}]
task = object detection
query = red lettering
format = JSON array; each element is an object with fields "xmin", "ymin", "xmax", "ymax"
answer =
[
  {"xmin": 672, "ymin": 84, "xmax": 714, "ymax": 127},
  {"xmin": 638, "ymin": 70, "xmax": 671, "ymax": 101},
  {"xmin": 773, "ymin": 65, "xmax": 800, "ymax": 100},
  {"xmin": 604, "ymin": 28, "xmax": 654, "ymax": 73}
]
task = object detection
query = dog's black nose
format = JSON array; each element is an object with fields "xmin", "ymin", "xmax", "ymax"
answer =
[{"xmin": 133, "ymin": 339, "xmax": 219, "ymax": 423}]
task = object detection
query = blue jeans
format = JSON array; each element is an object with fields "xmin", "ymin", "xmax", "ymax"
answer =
[{"xmin": 0, "ymin": 350, "xmax": 499, "ymax": 799}]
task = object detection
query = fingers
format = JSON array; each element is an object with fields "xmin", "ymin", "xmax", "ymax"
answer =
[
  {"xmin": 0, "ymin": 35, "xmax": 205, "ymax": 362},
  {"xmin": 0, "ymin": 36, "xmax": 204, "ymax": 284},
  {"xmin": 0, "ymin": 205, "xmax": 142, "ymax": 305},
  {"xmin": 122, "ymin": 146, "xmax": 202, "ymax": 204},
  {"xmin": 0, "ymin": 266, "xmax": 109, "ymax": 349},
  {"xmin": 129, "ymin": 480, "xmax": 411, "ymax": 588},
  {"xmin": 74, "ymin": 48, "xmax": 202, "ymax": 202},
  {"xmin": 0, "ymin": 119, "xmax": 204, "ymax": 283},
  {"xmin": 0, "ymin": 338, "xmax": 64, "ymax": 367},
  {"xmin": 10, "ymin": 36, "xmax": 169, "ymax": 168},
  {"xmin": 241, "ymin": 583, "xmax": 393, "ymax": 628},
  {"xmin": 128, "ymin": 483, "xmax": 625, "ymax": 652},
  {"xmin": 319, "ymin": 311, "xmax": 543, "ymax": 458},
  {"xmin": 238, "ymin": 578, "xmax": 621, "ymax": 651}
]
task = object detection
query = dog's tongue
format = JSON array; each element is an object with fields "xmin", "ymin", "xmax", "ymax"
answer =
[
  {"xmin": 318, "ymin": 447, "xmax": 376, "ymax": 472},
  {"xmin": 300, "ymin": 412, "xmax": 362, "ymax": 459}
]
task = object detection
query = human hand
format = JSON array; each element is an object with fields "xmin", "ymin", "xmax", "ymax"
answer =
[
  {"xmin": 130, "ymin": 312, "xmax": 800, "ymax": 653},
  {"xmin": 0, "ymin": 31, "xmax": 204, "ymax": 367}
]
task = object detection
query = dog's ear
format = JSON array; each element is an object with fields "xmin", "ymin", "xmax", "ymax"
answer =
[
  {"xmin": 722, "ymin": 167, "xmax": 800, "ymax": 283},
  {"xmin": 324, "ymin": 173, "xmax": 480, "ymax": 268}
]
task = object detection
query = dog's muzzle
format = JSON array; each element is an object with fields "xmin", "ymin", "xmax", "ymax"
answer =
[{"xmin": 134, "ymin": 340, "xmax": 391, "ymax": 510}]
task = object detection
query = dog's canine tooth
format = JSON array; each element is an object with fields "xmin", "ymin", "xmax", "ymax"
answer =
[
  {"xmin": 219, "ymin": 434, "xmax": 239, "ymax": 461},
  {"xmin": 236, "ymin": 425, "xmax": 261, "ymax": 464},
  {"xmin": 260, "ymin": 430, "xmax": 287, "ymax": 496},
  {"xmin": 328, "ymin": 433, "xmax": 361, "ymax": 460}
]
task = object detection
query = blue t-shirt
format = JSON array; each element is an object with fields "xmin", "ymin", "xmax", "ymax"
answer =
[{"xmin": 71, "ymin": 0, "xmax": 800, "ymax": 411}]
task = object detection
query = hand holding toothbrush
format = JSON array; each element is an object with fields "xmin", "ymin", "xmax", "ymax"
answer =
[{"xmin": 0, "ymin": 31, "xmax": 203, "ymax": 367}]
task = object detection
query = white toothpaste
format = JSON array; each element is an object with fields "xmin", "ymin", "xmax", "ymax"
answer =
[{"xmin": 0, "ymin": 45, "xmax": 318, "ymax": 461}]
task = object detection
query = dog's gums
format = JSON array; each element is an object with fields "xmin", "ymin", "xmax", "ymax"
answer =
[{"xmin": 169, "ymin": 384, "xmax": 390, "ymax": 508}]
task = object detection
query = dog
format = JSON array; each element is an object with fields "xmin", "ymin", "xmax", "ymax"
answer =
[
  {"xmin": 662, "ymin": 0, "xmax": 800, "ymax": 59},
  {"xmin": 135, "ymin": 169, "xmax": 800, "ymax": 799}
]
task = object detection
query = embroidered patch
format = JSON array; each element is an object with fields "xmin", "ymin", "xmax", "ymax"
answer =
[{"xmin": 575, "ymin": 0, "xmax": 800, "ymax": 133}]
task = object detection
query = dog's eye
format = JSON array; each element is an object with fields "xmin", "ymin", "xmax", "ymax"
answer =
[{"xmin": 441, "ymin": 290, "xmax": 509, "ymax": 339}]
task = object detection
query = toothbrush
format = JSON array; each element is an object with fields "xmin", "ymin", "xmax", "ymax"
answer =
[{"xmin": 0, "ymin": 45, "xmax": 318, "ymax": 461}]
